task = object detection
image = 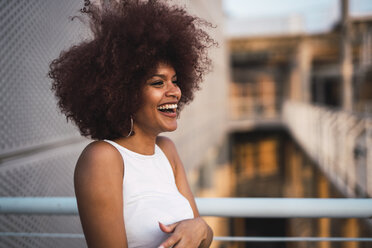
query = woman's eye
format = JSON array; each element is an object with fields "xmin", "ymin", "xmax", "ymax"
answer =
[
  {"xmin": 172, "ymin": 80, "xmax": 178, "ymax": 85},
  {"xmin": 150, "ymin": 81, "xmax": 164, "ymax": 86}
]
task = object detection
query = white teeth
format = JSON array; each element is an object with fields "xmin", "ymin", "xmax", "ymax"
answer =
[{"xmin": 157, "ymin": 104, "xmax": 178, "ymax": 110}]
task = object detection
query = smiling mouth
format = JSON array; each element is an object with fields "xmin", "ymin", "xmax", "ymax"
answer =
[{"xmin": 157, "ymin": 104, "xmax": 178, "ymax": 113}]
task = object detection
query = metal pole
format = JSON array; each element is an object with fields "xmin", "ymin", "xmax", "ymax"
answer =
[
  {"xmin": 196, "ymin": 198, "xmax": 372, "ymax": 218},
  {"xmin": 1, "ymin": 197, "xmax": 371, "ymax": 218},
  {"xmin": 0, "ymin": 197, "xmax": 78, "ymax": 215},
  {"xmin": 341, "ymin": 0, "xmax": 353, "ymax": 111}
]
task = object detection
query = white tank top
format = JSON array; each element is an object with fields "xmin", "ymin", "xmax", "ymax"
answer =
[{"xmin": 103, "ymin": 140, "xmax": 194, "ymax": 248}]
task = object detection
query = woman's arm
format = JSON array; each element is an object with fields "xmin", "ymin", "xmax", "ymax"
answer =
[
  {"xmin": 74, "ymin": 141, "xmax": 127, "ymax": 248},
  {"xmin": 156, "ymin": 136, "xmax": 213, "ymax": 248}
]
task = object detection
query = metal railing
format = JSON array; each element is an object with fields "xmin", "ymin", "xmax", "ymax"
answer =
[
  {"xmin": 283, "ymin": 100, "xmax": 372, "ymax": 198},
  {"xmin": 0, "ymin": 197, "xmax": 371, "ymax": 243}
]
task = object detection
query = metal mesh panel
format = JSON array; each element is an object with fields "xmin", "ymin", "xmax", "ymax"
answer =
[
  {"xmin": 0, "ymin": 0, "xmax": 89, "ymax": 156},
  {"xmin": 0, "ymin": 141, "xmax": 89, "ymax": 248},
  {"xmin": 0, "ymin": 235, "xmax": 85, "ymax": 248}
]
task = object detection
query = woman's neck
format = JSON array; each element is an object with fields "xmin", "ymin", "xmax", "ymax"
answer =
[{"xmin": 114, "ymin": 128, "xmax": 158, "ymax": 155}]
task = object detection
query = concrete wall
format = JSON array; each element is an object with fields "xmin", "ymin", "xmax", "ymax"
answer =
[
  {"xmin": 0, "ymin": 2, "xmax": 88, "ymax": 247},
  {"xmin": 165, "ymin": 0, "xmax": 229, "ymax": 172}
]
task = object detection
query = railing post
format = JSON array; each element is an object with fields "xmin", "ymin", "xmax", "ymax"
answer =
[{"xmin": 367, "ymin": 118, "xmax": 372, "ymax": 197}]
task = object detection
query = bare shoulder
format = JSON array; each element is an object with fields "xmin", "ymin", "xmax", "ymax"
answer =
[
  {"xmin": 74, "ymin": 140, "xmax": 124, "ymax": 188},
  {"xmin": 74, "ymin": 141, "xmax": 127, "ymax": 247},
  {"xmin": 156, "ymin": 135, "xmax": 177, "ymax": 154}
]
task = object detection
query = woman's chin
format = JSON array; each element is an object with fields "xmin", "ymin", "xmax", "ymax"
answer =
[{"xmin": 162, "ymin": 123, "xmax": 177, "ymax": 133}]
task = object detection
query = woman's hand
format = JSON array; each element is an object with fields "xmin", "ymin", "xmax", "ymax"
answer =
[{"xmin": 158, "ymin": 217, "xmax": 211, "ymax": 248}]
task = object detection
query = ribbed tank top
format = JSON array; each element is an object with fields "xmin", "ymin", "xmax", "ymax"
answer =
[{"xmin": 103, "ymin": 140, "xmax": 194, "ymax": 248}]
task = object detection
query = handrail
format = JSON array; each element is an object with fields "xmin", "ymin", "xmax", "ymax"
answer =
[
  {"xmin": 0, "ymin": 197, "xmax": 77, "ymax": 215},
  {"xmin": 1, "ymin": 197, "xmax": 372, "ymax": 243},
  {"xmin": 197, "ymin": 198, "xmax": 372, "ymax": 218},
  {"xmin": 0, "ymin": 232, "xmax": 371, "ymax": 243},
  {"xmin": 283, "ymin": 101, "xmax": 372, "ymax": 197},
  {"xmin": 0, "ymin": 197, "xmax": 371, "ymax": 218}
]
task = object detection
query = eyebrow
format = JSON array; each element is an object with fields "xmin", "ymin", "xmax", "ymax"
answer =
[{"xmin": 151, "ymin": 74, "xmax": 177, "ymax": 79}]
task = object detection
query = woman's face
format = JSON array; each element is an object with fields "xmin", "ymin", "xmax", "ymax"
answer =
[{"xmin": 134, "ymin": 63, "xmax": 181, "ymax": 135}]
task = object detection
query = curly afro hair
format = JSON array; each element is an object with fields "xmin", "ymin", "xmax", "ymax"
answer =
[{"xmin": 49, "ymin": 0, "xmax": 216, "ymax": 140}]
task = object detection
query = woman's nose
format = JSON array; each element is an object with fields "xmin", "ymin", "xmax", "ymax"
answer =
[{"xmin": 166, "ymin": 81, "xmax": 181, "ymax": 100}]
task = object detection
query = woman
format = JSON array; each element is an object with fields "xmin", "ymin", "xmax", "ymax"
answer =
[{"xmin": 49, "ymin": 0, "xmax": 216, "ymax": 247}]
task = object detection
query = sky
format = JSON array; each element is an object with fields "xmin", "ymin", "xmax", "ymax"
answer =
[{"xmin": 223, "ymin": 0, "xmax": 372, "ymax": 35}]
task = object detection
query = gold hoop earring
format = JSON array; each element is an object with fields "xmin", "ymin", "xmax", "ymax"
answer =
[{"xmin": 126, "ymin": 116, "xmax": 134, "ymax": 137}]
